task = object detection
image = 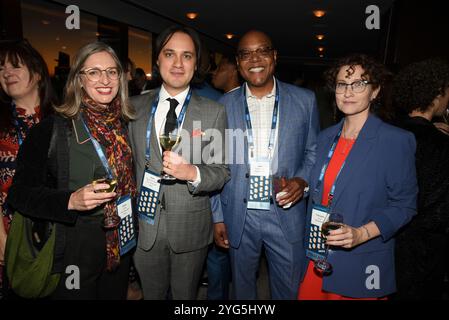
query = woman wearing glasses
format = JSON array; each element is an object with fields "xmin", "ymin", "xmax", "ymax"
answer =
[
  {"xmin": 297, "ymin": 54, "xmax": 418, "ymax": 300},
  {"xmin": 7, "ymin": 42, "xmax": 136, "ymax": 299},
  {"xmin": 0, "ymin": 40, "xmax": 55, "ymax": 297},
  {"xmin": 393, "ymin": 58, "xmax": 449, "ymax": 300}
]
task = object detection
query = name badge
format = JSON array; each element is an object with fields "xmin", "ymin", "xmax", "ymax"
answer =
[
  {"xmin": 137, "ymin": 170, "xmax": 161, "ymax": 225},
  {"xmin": 116, "ymin": 195, "xmax": 136, "ymax": 256},
  {"xmin": 248, "ymin": 159, "xmax": 271, "ymax": 211},
  {"xmin": 305, "ymin": 204, "xmax": 329, "ymax": 261}
]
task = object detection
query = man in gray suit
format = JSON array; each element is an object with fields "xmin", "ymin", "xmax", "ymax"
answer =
[{"xmin": 129, "ymin": 26, "xmax": 229, "ymax": 299}]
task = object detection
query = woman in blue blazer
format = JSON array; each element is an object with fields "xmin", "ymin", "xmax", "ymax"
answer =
[{"xmin": 298, "ymin": 54, "xmax": 418, "ymax": 299}]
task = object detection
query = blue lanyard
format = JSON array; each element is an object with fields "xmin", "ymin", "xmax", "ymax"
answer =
[
  {"xmin": 243, "ymin": 80, "xmax": 280, "ymax": 159},
  {"xmin": 80, "ymin": 117, "xmax": 115, "ymax": 180},
  {"xmin": 315, "ymin": 126, "xmax": 348, "ymax": 207},
  {"xmin": 145, "ymin": 88, "xmax": 192, "ymax": 168},
  {"xmin": 10, "ymin": 102, "xmax": 28, "ymax": 146}
]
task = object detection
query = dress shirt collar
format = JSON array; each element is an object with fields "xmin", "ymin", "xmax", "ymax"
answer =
[
  {"xmin": 245, "ymin": 77, "xmax": 276, "ymax": 100},
  {"xmin": 159, "ymin": 84, "xmax": 190, "ymax": 105}
]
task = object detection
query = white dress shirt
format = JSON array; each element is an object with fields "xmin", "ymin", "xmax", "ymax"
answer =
[{"xmin": 245, "ymin": 78, "xmax": 279, "ymax": 160}]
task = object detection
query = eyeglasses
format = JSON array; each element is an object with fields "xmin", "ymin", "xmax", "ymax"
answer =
[
  {"xmin": 335, "ymin": 80, "xmax": 372, "ymax": 94},
  {"xmin": 80, "ymin": 67, "xmax": 121, "ymax": 82},
  {"xmin": 237, "ymin": 47, "xmax": 274, "ymax": 61}
]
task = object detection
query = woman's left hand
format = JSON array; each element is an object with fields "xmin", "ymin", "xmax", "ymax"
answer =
[{"xmin": 326, "ymin": 224, "xmax": 365, "ymax": 249}]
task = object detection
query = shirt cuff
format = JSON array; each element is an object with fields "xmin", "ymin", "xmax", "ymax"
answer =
[{"xmin": 188, "ymin": 166, "xmax": 201, "ymax": 188}]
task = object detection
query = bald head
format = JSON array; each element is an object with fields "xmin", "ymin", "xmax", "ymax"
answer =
[{"xmin": 238, "ymin": 30, "xmax": 273, "ymax": 51}]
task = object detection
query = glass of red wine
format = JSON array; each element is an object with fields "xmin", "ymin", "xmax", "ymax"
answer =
[{"xmin": 314, "ymin": 212, "xmax": 344, "ymax": 275}]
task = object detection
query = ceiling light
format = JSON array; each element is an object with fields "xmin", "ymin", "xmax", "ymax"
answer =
[
  {"xmin": 313, "ymin": 10, "xmax": 326, "ymax": 18},
  {"xmin": 186, "ymin": 12, "xmax": 199, "ymax": 20},
  {"xmin": 225, "ymin": 33, "xmax": 235, "ymax": 40},
  {"xmin": 41, "ymin": 20, "xmax": 50, "ymax": 25},
  {"xmin": 316, "ymin": 34, "xmax": 325, "ymax": 41},
  {"xmin": 320, "ymin": 54, "xmax": 324, "ymax": 58},
  {"xmin": 318, "ymin": 47, "xmax": 325, "ymax": 52}
]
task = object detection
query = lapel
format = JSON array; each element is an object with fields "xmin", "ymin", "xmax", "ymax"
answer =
[
  {"xmin": 275, "ymin": 81, "xmax": 290, "ymax": 168},
  {"xmin": 330, "ymin": 114, "xmax": 381, "ymax": 206},
  {"xmin": 311, "ymin": 121, "xmax": 343, "ymax": 203},
  {"xmin": 176, "ymin": 92, "xmax": 202, "ymax": 164},
  {"xmin": 231, "ymin": 86, "xmax": 250, "ymax": 167},
  {"xmin": 142, "ymin": 91, "xmax": 163, "ymax": 164}
]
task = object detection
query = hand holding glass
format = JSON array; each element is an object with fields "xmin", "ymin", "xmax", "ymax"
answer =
[
  {"xmin": 314, "ymin": 213, "xmax": 344, "ymax": 275},
  {"xmin": 159, "ymin": 118, "xmax": 182, "ymax": 180}
]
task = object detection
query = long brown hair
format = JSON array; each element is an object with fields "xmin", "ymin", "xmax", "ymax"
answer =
[{"xmin": 55, "ymin": 42, "xmax": 134, "ymax": 120}]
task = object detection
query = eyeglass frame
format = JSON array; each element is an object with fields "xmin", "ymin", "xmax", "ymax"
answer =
[
  {"xmin": 236, "ymin": 46, "xmax": 275, "ymax": 61},
  {"xmin": 334, "ymin": 80, "xmax": 373, "ymax": 94},
  {"xmin": 79, "ymin": 67, "xmax": 121, "ymax": 82}
]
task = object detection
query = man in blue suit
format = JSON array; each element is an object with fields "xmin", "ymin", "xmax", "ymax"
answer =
[{"xmin": 212, "ymin": 30, "xmax": 320, "ymax": 299}]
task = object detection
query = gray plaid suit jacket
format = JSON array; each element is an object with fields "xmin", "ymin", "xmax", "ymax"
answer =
[{"xmin": 129, "ymin": 89, "xmax": 230, "ymax": 253}]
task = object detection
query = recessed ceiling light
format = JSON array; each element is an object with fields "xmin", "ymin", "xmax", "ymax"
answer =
[
  {"xmin": 41, "ymin": 20, "xmax": 50, "ymax": 25},
  {"xmin": 313, "ymin": 10, "xmax": 326, "ymax": 18},
  {"xmin": 96, "ymin": 32, "xmax": 100, "ymax": 37},
  {"xmin": 316, "ymin": 34, "xmax": 325, "ymax": 40},
  {"xmin": 320, "ymin": 54, "xmax": 324, "ymax": 58},
  {"xmin": 146, "ymin": 73, "xmax": 152, "ymax": 78},
  {"xmin": 186, "ymin": 12, "xmax": 199, "ymax": 20},
  {"xmin": 318, "ymin": 47, "xmax": 325, "ymax": 52},
  {"xmin": 62, "ymin": 46, "xmax": 67, "ymax": 50},
  {"xmin": 225, "ymin": 33, "xmax": 235, "ymax": 40}
]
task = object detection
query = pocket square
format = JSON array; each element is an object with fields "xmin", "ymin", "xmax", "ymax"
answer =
[{"xmin": 192, "ymin": 129, "xmax": 205, "ymax": 137}]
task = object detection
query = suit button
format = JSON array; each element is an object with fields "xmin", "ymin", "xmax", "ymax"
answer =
[
  {"xmin": 245, "ymin": 173, "xmax": 250, "ymax": 179},
  {"xmin": 243, "ymin": 198, "xmax": 247, "ymax": 204}
]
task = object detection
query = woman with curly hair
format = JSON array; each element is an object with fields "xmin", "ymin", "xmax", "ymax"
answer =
[
  {"xmin": 393, "ymin": 58, "xmax": 449, "ymax": 300},
  {"xmin": 298, "ymin": 54, "xmax": 418, "ymax": 300}
]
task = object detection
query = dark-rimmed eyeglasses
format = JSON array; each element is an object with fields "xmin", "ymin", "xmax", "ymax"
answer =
[
  {"xmin": 237, "ymin": 47, "xmax": 274, "ymax": 61},
  {"xmin": 335, "ymin": 80, "xmax": 372, "ymax": 94},
  {"xmin": 80, "ymin": 67, "xmax": 121, "ymax": 82}
]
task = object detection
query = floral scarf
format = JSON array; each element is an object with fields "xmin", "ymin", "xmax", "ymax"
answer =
[{"xmin": 81, "ymin": 93, "xmax": 136, "ymax": 271}]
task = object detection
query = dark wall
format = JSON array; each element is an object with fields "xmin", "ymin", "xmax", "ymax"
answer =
[
  {"xmin": 0, "ymin": 0, "xmax": 23, "ymax": 40},
  {"xmin": 387, "ymin": 0, "xmax": 449, "ymax": 68}
]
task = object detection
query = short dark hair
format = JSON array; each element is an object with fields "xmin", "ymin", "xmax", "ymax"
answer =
[
  {"xmin": 393, "ymin": 58, "xmax": 449, "ymax": 113},
  {"xmin": 221, "ymin": 53, "xmax": 237, "ymax": 67},
  {"xmin": 0, "ymin": 39, "xmax": 55, "ymax": 129},
  {"xmin": 152, "ymin": 25, "xmax": 202, "ymax": 84},
  {"xmin": 134, "ymin": 67, "xmax": 146, "ymax": 78}
]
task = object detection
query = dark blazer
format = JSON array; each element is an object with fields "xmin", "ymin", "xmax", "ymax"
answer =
[
  {"xmin": 7, "ymin": 115, "xmax": 77, "ymax": 273},
  {"xmin": 394, "ymin": 116, "xmax": 449, "ymax": 299},
  {"xmin": 305, "ymin": 114, "xmax": 418, "ymax": 298}
]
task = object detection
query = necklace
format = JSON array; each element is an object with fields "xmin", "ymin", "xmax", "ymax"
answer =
[{"xmin": 72, "ymin": 119, "xmax": 91, "ymax": 145}]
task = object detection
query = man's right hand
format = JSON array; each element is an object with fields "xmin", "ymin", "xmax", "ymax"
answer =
[{"xmin": 214, "ymin": 222, "xmax": 230, "ymax": 249}]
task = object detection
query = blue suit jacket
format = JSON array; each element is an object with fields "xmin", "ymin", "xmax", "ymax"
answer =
[
  {"xmin": 212, "ymin": 80, "xmax": 320, "ymax": 249},
  {"xmin": 305, "ymin": 114, "xmax": 418, "ymax": 298}
]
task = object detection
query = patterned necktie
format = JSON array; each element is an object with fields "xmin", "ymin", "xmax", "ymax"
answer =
[{"xmin": 165, "ymin": 98, "xmax": 179, "ymax": 135}]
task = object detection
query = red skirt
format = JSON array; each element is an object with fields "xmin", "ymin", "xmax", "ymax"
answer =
[{"xmin": 298, "ymin": 261, "xmax": 386, "ymax": 300}]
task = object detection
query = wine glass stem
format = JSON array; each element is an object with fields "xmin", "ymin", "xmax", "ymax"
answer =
[{"xmin": 323, "ymin": 244, "xmax": 330, "ymax": 260}]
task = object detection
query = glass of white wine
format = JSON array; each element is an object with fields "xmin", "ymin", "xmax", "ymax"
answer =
[
  {"xmin": 92, "ymin": 166, "xmax": 120, "ymax": 229},
  {"xmin": 159, "ymin": 117, "xmax": 182, "ymax": 181}
]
